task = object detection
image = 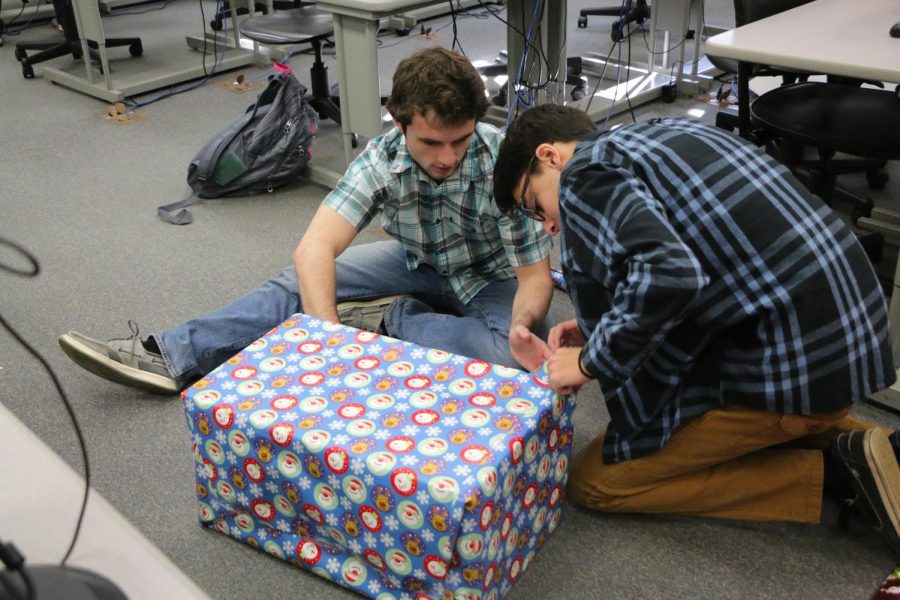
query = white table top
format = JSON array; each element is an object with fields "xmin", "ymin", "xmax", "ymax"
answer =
[
  {"xmin": 316, "ymin": 0, "xmax": 447, "ymax": 18},
  {"xmin": 0, "ymin": 403, "xmax": 209, "ymax": 600},
  {"xmin": 706, "ymin": 0, "xmax": 900, "ymax": 83}
]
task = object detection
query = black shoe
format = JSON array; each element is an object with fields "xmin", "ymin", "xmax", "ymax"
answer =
[{"xmin": 831, "ymin": 429, "xmax": 900, "ymax": 556}]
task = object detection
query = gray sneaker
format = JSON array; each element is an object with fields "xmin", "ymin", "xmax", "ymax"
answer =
[
  {"xmin": 337, "ymin": 294, "xmax": 409, "ymax": 333},
  {"xmin": 58, "ymin": 322, "xmax": 178, "ymax": 394}
]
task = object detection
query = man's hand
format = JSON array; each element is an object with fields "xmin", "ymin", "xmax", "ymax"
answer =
[
  {"xmin": 509, "ymin": 324, "xmax": 551, "ymax": 372},
  {"xmin": 546, "ymin": 346, "xmax": 590, "ymax": 394},
  {"xmin": 548, "ymin": 319, "xmax": 586, "ymax": 350}
]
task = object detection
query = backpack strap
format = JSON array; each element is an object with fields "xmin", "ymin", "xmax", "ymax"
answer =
[{"xmin": 157, "ymin": 192, "xmax": 200, "ymax": 225}]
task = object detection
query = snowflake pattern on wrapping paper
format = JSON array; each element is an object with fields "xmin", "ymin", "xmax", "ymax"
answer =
[{"xmin": 183, "ymin": 314, "xmax": 575, "ymax": 600}]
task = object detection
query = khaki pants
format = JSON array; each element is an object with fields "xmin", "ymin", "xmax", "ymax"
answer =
[{"xmin": 568, "ymin": 406, "xmax": 873, "ymax": 523}]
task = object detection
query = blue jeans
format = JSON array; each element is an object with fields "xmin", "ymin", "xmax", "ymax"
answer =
[{"xmin": 155, "ymin": 240, "xmax": 549, "ymax": 388}]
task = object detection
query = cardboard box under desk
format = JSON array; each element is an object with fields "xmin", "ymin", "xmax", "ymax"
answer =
[{"xmin": 182, "ymin": 313, "xmax": 575, "ymax": 599}]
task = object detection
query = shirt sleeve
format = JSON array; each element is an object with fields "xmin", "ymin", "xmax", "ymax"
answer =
[
  {"xmin": 322, "ymin": 141, "xmax": 390, "ymax": 232},
  {"xmin": 499, "ymin": 211, "xmax": 552, "ymax": 268},
  {"xmin": 569, "ymin": 166, "xmax": 709, "ymax": 392}
]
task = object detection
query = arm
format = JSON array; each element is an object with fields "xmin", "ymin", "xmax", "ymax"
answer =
[
  {"xmin": 568, "ymin": 169, "xmax": 708, "ymax": 391},
  {"xmin": 292, "ymin": 204, "xmax": 359, "ymax": 323},
  {"xmin": 509, "ymin": 258, "xmax": 554, "ymax": 371}
]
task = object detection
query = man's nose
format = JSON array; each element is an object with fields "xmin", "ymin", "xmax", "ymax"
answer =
[{"xmin": 438, "ymin": 144, "xmax": 457, "ymax": 165}]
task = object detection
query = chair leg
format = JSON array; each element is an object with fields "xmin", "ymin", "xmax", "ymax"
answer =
[
  {"xmin": 96, "ymin": 37, "xmax": 143, "ymax": 57},
  {"xmin": 16, "ymin": 42, "xmax": 76, "ymax": 78}
]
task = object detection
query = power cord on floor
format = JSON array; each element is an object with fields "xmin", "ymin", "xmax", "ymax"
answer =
[{"xmin": 0, "ymin": 236, "xmax": 92, "ymax": 597}]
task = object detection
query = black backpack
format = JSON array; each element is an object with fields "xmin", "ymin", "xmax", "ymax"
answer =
[{"xmin": 158, "ymin": 65, "xmax": 318, "ymax": 225}]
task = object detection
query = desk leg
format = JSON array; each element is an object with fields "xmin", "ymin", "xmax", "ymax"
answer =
[
  {"xmin": 737, "ymin": 61, "xmax": 752, "ymax": 139},
  {"xmin": 330, "ymin": 13, "xmax": 382, "ymax": 166},
  {"xmin": 542, "ymin": 0, "xmax": 566, "ymax": 105},
  {"xmin": 506, "ymin": 0, "xmax": 566, "ymax": 110}
]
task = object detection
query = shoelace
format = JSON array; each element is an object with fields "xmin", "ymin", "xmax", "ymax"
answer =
[{"xmin": 127, "ymin": 320, "xmax": 142, "ymax": 358}]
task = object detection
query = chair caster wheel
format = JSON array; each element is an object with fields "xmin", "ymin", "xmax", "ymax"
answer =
[
  {"xmin": 351, "ymin": 133, "xmax": 358, "ymax": 148},
  {"xmin": 570, "ymin": 86, "xmax": 585, "ymax": 101},
  {"xmin": 14, "ymin": 47, "xmax": 27, "ymax": 62},
  {"xmin": 22, "ymin": 64, "xmax": 34, "ymax": 78},
  {"xmin": 129, "ymin": 41, "xmax": 142, "ymax": 56},
  {"xmin": 577, "ymin": 16, "xmax": 587, "ymax": 28},
  {"xmin": 210, "ymin": 17, "xmax": 223, "ymax": 31},
  {"xmin": 867, "ymin": 170, "xmax": 889, "ymax": 189},
  {"xmin": 611, "ymin": 25, "xmax": 624, "ymax": 42}
]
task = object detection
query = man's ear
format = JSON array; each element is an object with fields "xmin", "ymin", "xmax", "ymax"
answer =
[{"xmin": 535, "ymin": 143, "xmax": 562, "ymax": 170}]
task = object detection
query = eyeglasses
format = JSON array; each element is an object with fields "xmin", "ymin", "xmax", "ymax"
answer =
[{"xmin": 517, "ymin": 156, "xmax": 545, "ymax": 222}]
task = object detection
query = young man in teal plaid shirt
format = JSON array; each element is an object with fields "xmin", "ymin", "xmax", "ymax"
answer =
[{"xmin": 59, "ymin": 48, "xmax": 554, "ymax": 394}]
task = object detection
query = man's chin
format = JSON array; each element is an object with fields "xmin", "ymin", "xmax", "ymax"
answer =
[{"xmin": 427, "ymin": 166, "xmax": 455, "ymax": 180}]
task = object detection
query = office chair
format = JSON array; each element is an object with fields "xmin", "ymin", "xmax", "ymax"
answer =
[
  {"xmin": 210, "ymin": 0, "xmax": 312, "ymax": 32},
  {"xmin": 240, "ymin": 6, "xmax": 359, "ymax": 145},
  {"xmin": 705, "ymin": 0, "xmax": 816, "ymax": 131},
  {"xmin": 576, "ymin": 0, "xmax": 650, "ymax": 42},
  {"xmin": 751, "ymin": 82, "xmax": 899, "ymax": 221},
  {"xmin": 13, "ymin": 0, "xmax": 142, "ymax": 79}
]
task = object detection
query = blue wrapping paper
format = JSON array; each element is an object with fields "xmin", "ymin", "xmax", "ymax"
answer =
[{"xmin": 182, "ymin": 313, "xmax": 575, "ymax": 599}]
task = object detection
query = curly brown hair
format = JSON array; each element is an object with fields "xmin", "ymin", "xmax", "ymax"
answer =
[{"xmin": 386, "ymin": 47, "xmax": 490, "ymax": 129}]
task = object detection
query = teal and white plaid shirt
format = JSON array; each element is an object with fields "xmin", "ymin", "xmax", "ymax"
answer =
[{"xmin": 324, "ymin": 123, "xmax": 550, "ymax": 304}]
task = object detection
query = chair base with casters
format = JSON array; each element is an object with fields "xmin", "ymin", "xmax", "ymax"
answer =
[
  {"xmin": 478, "ymin": 53, "xmax": 588, "ymax": 106},
  {"xmin": 13, "ymin": 0, "xmax": 141, "ymax": 79},
  {"xmin": 240, "ymin": 6, "xmax": 360, "ymax": 146},
  {"xmin": 751, "ymin": 82, "xmax": 900, "ymax": 222},
  {"xmin": 577, "ymin": 0, "xmax": 650, "ymax": 42}
]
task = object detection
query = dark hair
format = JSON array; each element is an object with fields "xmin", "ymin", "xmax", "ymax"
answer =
[
  {"xmin": 493, "ymin": 104, "xmax": 596, "ymax": 215},
  {"xmin": 386, "ymin": 47, "xmax": 490, "ymax": 129}
]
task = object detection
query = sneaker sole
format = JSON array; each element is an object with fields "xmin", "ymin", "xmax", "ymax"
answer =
[
  {"xmin": 863, "ymin": 428, "xmax": 900, "ymax": 550},
  {"xmin": 337, "ymin": 294, "xmax": 409, "ymax": 331},
  {"xmin": 58, "ymin": 333, "xmax": 178, "ymax": 395},
  {"xmin": 336, "ymin": 294, "xmax": 409, "ymax": 315}
]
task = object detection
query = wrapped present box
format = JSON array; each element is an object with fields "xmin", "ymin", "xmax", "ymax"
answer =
[{"xmin": 182, "ymin": 313, "xmax": 575, "ymax": 599}]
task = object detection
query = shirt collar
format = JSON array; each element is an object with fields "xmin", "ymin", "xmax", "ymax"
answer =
[{"xmin": 388, "ymin": 124, "xmax": 492, "ymax": 187}]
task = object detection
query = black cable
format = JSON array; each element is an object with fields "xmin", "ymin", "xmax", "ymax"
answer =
[
  {"xmin": 584, "ymin": 38, "xmax": 620, "ymax": 114},
  {"xmin": 623, "ymin": 17, "xmax": 637, "ymax": 123},
  {"xmin": 123, "ymin": 0, "xmax": 227, "ymax": 109},
  {"xmin": 0, "ymin": 237, "xmax": 91, "ymax": 568},
  {"xmin": 473, "ymin": 0, "xmax": 549, "ymax": 76},
  {"xmin": 1, "ymin": 1, "xmax": 41, "ymax": 37},
  {"xmin": 638, "ymin": 0, "xmax": 703, "ymax": 64},
  {"xmin": 447, "ymin": 0, "xmax": 464, "ymax": 55}
]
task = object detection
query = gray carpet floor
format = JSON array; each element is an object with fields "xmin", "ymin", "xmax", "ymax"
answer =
[{"xmin": 1, "ymin": 0, "xmax": 900, "ymax": 598}]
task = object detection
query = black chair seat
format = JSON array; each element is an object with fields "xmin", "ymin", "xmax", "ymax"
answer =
[
  {"xmin": 239, "ymin": 6, "xmax": 333, "ymax": 45},
  {"xmin": 237, "ymin": 5, "xmax": 356, "ymax": 142},
  {"xmin": 751, "ymin": 82, "xmax": 900, "ymax": 159}
]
